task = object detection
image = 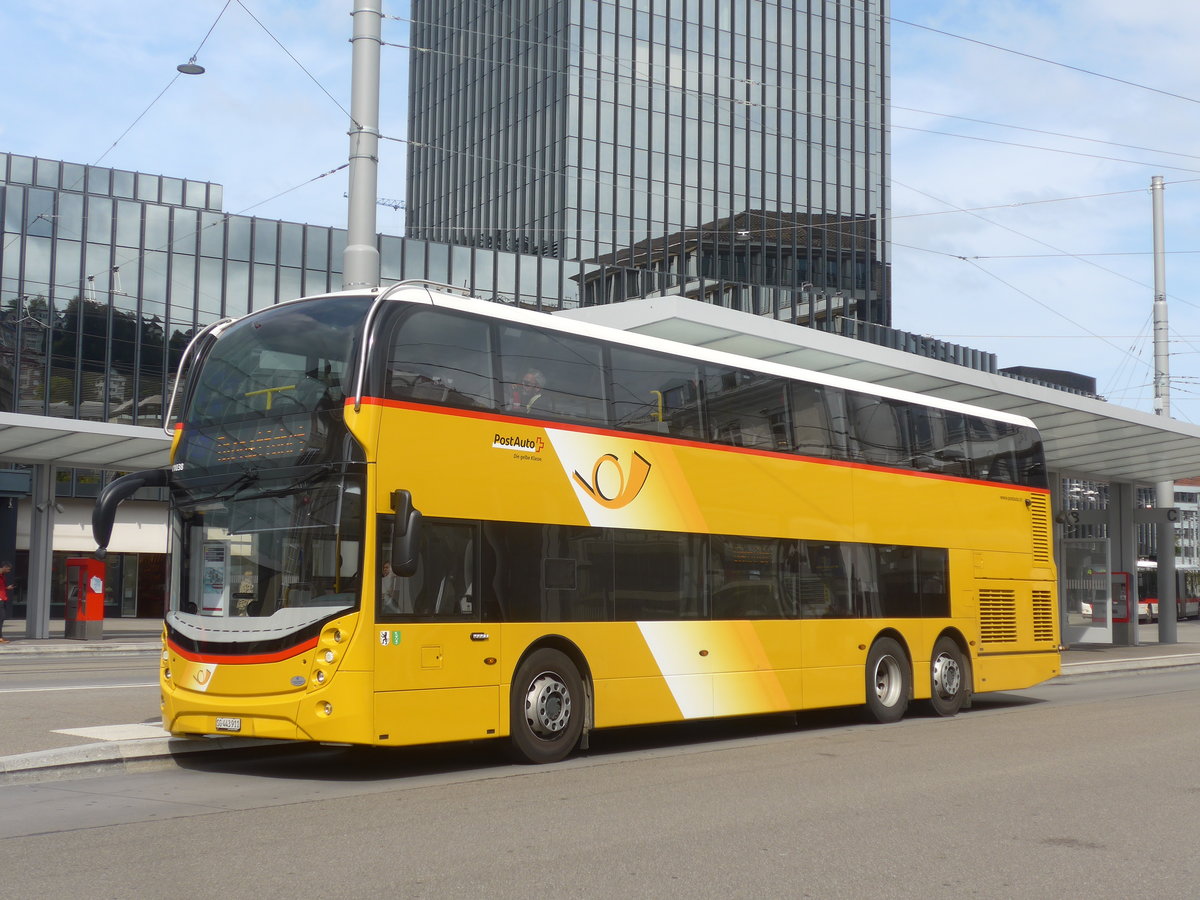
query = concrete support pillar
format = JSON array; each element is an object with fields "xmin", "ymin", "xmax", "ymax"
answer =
[
  {"xmin": 1111, "ymin": 480, "xmax": 1139, "ymax": 646},
  {"xmin": 1156, "ymin": 480, "xmax": 1178, "ymax": 643},
  {"xmin": 25, "ymin": 464, "xmax": 55, "ymax": 640}
]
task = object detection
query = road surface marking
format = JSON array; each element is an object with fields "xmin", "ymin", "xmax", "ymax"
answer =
[
  {"xmin": 0, "ymin": 682, "xmax": 158, "ymax": 694},
  {"xmin": 52, "ymin": 723, "xmax": 170, "ymax": 741}
]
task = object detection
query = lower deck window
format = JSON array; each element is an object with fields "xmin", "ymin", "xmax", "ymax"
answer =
[{"xmin": 378, "ymin": 517, "xmax": 951, "ymax": 623}]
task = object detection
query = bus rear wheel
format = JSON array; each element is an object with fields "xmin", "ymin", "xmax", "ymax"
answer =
[
  {"xmin": 509, "ymin": 648, "xmax": 585, "ymax": 764},
  {"xmin": 865, "ymin": 637, "xmax": 910, "ymax": 724},
  {"xmin": 928, "ymin": 636, "xmax": 970, "ymax": 717}
]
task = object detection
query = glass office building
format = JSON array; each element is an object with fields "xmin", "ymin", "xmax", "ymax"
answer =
[{"xmin": 407, "ymin": 0, "xmax": 891, "ymax": 325}]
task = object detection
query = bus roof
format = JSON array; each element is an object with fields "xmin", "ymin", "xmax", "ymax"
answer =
[{"xmin": 271, "ymin": 284, "xmax": 1040, "ymax": 432}]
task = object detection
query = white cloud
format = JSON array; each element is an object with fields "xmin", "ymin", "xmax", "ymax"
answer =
[{"xmin": 890, "ymin": 0, "xmax": 1200, "ymax": 416}]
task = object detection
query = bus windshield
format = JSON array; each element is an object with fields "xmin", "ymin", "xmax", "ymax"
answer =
[
  {"xmin": 171, "ymin": 465, "xmax": 365, "ymax": 624},
  {"xmin": 175, "ymin": 296, "xmax": 372, "ymax": 474},
  {"xmin": 166, "ymin": 294, "xmax": 373, "ymax": 639}
]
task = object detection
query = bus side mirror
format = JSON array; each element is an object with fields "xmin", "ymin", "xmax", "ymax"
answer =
[
  {"xmin": 93, "ymin": 469, "xmax": 170, "ymax": 559},
  {"xmin": 390, "ymin": 489, "xmax": 423, "ymax": 577}
]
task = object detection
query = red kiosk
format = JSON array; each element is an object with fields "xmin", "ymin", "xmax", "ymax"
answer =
[
  {"xmin": 65, "ymin": 557, "xmax": 105, "ymax": 641},
  {"xmin": 1110, "ymin": 571, "xmax": 1131, "ymax": 625}
]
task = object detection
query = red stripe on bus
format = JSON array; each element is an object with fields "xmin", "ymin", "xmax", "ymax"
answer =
[
  {"xmin": 352, "ymin": 395, "xmax": 1052, "ymax": 495},
  {"xmin": 168, "ymin": 635, "xmax": 319, "ymax": 665}
]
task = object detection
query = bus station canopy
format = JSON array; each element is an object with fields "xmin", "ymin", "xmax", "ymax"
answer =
[
  {"xmin": 0, "ymin": 411, "xmax": 170, "ymax": 471},
  {"xmin": 2, "ymin": 297, "xmax": 1200, "ymax": 484},
  {"xmin": 562, "ymin": 297, "xmax": 1200, "ymax": 485}
]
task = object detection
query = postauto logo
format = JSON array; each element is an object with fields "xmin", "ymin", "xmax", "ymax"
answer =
[
  {"xmin": 493, "ymin": 432, "xmax": 544, "ymax": 454},
  {"xmin": 572, "ymin": 451, "xmax": 652, "ymax": 510}
]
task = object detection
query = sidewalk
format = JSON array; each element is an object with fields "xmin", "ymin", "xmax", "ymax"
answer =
[
  {"xmin": 0, "ymin": 617, "xmax": 281, "ymax": 784},
  {"xmin": 0, "ymin": 617, "xmax": 163, "ymax": 654},
  {"xmin": 3, "ymin": 618, "xmax": 1200, "ymax": 784}
]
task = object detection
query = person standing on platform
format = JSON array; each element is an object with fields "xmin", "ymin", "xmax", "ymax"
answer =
[{"xmin": 0, "ymin": 561, "xmax": 13, "ymax": 643}]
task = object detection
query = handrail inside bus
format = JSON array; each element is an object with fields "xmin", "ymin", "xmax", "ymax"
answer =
[
  {"xmin": 163, "ymin": 316, "xmax": 236, "ymax": 436},
  {"xmin": 352, "ymin": 280, "xmax": 475, "ymax": 412}
]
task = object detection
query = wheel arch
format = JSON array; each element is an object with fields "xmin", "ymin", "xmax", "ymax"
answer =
[
  {"xmin": 930, "ymin": 627, "xmax": 975, "ymax": 707},
  {"xmin": 870, "ymin": 627, "xmax": 914, "ymax": 698},
  {"xmin": 933, "ymin": 626, "xmax": 971, "ymax": 659},
  {"xmin": 509, "ymin": 635, "xmax": 595, "ymax": 741}
]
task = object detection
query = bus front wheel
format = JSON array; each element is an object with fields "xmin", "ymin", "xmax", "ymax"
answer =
[
  {"xmin": 865, "ymin": 637, "xmax": 910, "ymax": 724},
  {"xmin": 928, "ymin": 636, "xmax": 970, "ymax": 717},
  {"xmin": 509, "ymin": 648, "xmax": 585, "ymax": 764}
]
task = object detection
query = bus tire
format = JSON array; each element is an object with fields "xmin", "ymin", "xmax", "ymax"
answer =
[
  {"xmin": 928, "ymin": 636, "xmax": 970, "ymax": 717},
  {"xmin": 509, "ymin": 648, "xmax": 585, "ymax": 764},
  {"xmin": 865, "ymin": 637, "xmax": 910, "ymax": 724}
]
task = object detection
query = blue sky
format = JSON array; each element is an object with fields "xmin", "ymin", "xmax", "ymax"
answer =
[{"xmin": 2, "ymin": 0, "xmax": 1198, "ymax": 418}]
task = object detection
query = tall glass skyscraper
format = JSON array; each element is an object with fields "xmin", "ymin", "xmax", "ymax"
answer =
[{"xmin": 407, "ymin": 0, "xmax": 890, "ymax": 325}]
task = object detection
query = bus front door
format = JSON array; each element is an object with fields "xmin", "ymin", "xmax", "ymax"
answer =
[{"xmin": 372, "ymin": 522, "xmax": 500, "ymax": 745}]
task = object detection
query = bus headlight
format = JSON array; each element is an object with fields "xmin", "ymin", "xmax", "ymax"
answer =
[
  {"xmin": 323, "ymin": 649, "xmax": 335, "ymax": 664},
  {"xmin": 314, "ymin": 670, "xmax": 326, "ymax": 685}
]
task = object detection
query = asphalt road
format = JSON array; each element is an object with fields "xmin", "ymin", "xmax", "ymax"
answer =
[
  {"xmin": 1, "ymin": 667, "xmax": 1199, "ymax": 897},
  {"xmin": 0, "ymin": 653, "xmax": 160, "ymax": 756}
]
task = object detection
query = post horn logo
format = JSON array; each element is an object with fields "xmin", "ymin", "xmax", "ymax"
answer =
[{"xmin": 573, "ymin": 451, "xmax": 652, "ymax": 509}]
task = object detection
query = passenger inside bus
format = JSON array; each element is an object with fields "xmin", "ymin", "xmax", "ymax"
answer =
[{"xmin": 510, "ymin": 368, "xmax": 545, "ymax": 410}]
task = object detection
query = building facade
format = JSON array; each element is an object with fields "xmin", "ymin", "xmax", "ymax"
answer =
[{"xmin": 407, "ymin": 0, "xmax": 891, "ymax": 325}]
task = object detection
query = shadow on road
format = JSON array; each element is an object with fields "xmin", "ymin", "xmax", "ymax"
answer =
[{"xmin": 170, "ymin": 693, "xmax": 1047, "ymax": 783}]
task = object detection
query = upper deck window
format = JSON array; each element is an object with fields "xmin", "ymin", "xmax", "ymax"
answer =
[
  {"xmin": 497, "ymin": 323, "xmax": 607, "ymax": 425},
  {"xmin": 386, "ymin": 309, "xmax": 496, "ymax": 410},
  {"xmin": 609, "ymin": 347, "xmax": 703, "ymax": 440}
]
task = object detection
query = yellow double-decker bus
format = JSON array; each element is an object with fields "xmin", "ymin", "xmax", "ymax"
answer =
[{"xmin": 94, "ymin": 281, "xmax": 1059, "ymax": 763}]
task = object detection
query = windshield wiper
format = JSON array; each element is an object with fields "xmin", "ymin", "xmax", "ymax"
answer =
[
  {"xmin": 184, "ymin": 463, "xmax": 339, "ymax": 506},
  {"xmin": 200, "ymin": 468, "xmax": 260, "ymax": 502},
  {"xmin": 250, "ymin": 464, "xmax": 336, "ymax": 499}
]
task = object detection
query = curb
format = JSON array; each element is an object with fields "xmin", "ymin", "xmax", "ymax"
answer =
[
  {"xmin": 0, "ymin": 642, "xmax": 160, "ymax": 655},
  {"xmin": 1059, "ymin": 652, "xmax": 1200, "ymax": 677},
  {"xmin": 0, "ymin": 735, "xmax": 286, "ymax": 785}
]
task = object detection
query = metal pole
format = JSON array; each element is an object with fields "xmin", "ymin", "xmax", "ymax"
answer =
[
  {"xmin": 343, "ymin": 0, "xmax": 382, "ymax": 290},
  {"xmin": 1152, "ymin": 175, "xmax": 1176, "ymax": 643}
]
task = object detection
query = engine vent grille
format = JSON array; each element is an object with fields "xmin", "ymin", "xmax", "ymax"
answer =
[
  {"xmin": 1032, "ymin": 590, "xmax": 1056, "ymax": 643},
  {"xmin": 980, "ymin": 589, "xmax": 1018, "ymax": 644},
  {"xmin": 1029, "ymin": 495, "xmax": 1052, "ymax": 565}
]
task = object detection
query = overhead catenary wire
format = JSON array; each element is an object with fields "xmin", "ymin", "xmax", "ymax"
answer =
[
  {"xmin": 890, "ymin": 16, "xmax": 1200, "ymax": 106},
  {"xmin": 384, "ymin": 9, "xmax": 1200, "ymax": 172},
  {"xmin": 93, "ymin": 1, "xmax": 234, "ymax": 170},
  {"xmin": 390, "ymin": 36, "xmax": 1200, "ymax": 177},
  {"xmin": 892, "ymin": 106, "xmax": 1200, "ymax": 163}
]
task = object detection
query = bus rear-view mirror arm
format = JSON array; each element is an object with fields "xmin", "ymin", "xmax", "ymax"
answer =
[
  {"xmin": 390, "ymin": 489, "xmax": 423, "ymax": 577},
  {"xmin": 93, "ymin": 469, "xmax": 171, "ymax": 558}
]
